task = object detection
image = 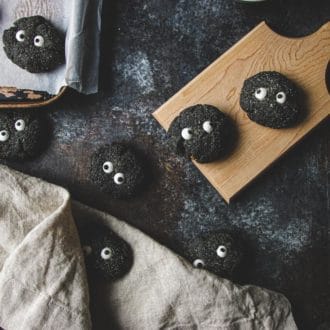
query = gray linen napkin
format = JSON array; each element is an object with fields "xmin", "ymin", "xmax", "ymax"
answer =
[{"xmin": 0, "ymin": 165, "xmax": 297, "ymax": 330}]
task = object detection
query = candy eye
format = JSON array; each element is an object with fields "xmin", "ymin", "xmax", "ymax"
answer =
[
  {"xmin": 103, "ymin": 161, "xmax": 113, "ymax": 174},
  {"xmin": 202, "ymin": 121, "xmax": 213, "ymax": 133},
  {"xmin": 15, "ymin": 30, "xmax": 25, "ymax": 42},
  {"xmin": 114, "ymin": 173, "xmax": 125, "ymax": 185},
  {"xmin": 14, "ymin": 119, "xmax": 26, "ymax": 131},
  {"xmin": 0, "ymin": 130, "xmax": 9, "ymax": 142},
  {"xmin": 34, "ymin": 35, "xmax": 44, "ymax": 47},
  {"xmin": 101, "ymin": 247, "xmax": 112, "ymax": 260},
  {"xmin": 276, "ymin": 92, "xmax": 286, "ymax": 104},
  {"xmin": 254, "ymin": 87, "xmax": 267, "ymax": 100},
  {"xmin": 193, "ymin": 259, "xmax": 205, "ymax": 268},
  {"xmin": 82, "ymin": 245, "xmax": 92, "ymax": 256},
  {"xmin": 181, "ymin": 127, "xmax": 193, "ymax": 140},
  {"xmin": 216, "ymin": 245, "xmax": 227, "ymax": 258}
]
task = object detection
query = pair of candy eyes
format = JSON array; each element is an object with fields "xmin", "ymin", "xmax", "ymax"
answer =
[
  {"xmin": 193, "ymin": 245, "xmax": 227, "ymax": 268},
  {"xmin": 0, "ymin": 119, "xmax": 26, "ymax": 142},
  {"xmin": 15, "ymin": 30, "xmax": 45, "ymax": 47},
  {"xmin": 102, "ymin": 161, "xmax": 125, "ymax": 185},
  {"xmin": 181, "ymin": 120, "xmax": 213, "ymax": 140},
  {"xmin": 255, "ymin": 88, "xmax": 286, "ymax": 104},
  {"xmin": 83, "ymin": 245, "xmax": 112, "ymax": 260}
]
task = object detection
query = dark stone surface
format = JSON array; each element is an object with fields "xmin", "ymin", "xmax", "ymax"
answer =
[{"xmin": 2, "ymin": 0, "xmax": 329, "ymax": 329}]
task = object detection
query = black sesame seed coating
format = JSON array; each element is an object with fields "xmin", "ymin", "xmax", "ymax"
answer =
[
  {"xmin": 187, "ymin": 232, "xmax": 244, "ymax": 279},
  {"xmin": 3, "ymin": 16, "xmax": 65, "ymax": 73},
  {"xmin": 240, "ymin": 71, "xmax": 303, "ymax": 128},
  {"xmin": 90, "ymin": 143, "xmax": 146, "ymax": 199},
  {"xmin": 80, "ymin": 224, "xmax": 133, "ymax": 281},
  {"xmin": 0, "ymin": 109, "xmax": 48, "ymax": 161},
  {"xmin": 167, "ymin": 104, "xmax": 234, "ymax": 163}
]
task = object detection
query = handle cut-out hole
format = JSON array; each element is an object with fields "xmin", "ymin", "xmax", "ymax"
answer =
[{"xmin": 326, "ymin": 62, "xmax": 330, "ymax": 95}]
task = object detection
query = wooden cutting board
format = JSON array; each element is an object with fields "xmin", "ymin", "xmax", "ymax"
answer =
[{"xmin": 153, "ymin": 21, "xmax": 330, "ymax": 203}]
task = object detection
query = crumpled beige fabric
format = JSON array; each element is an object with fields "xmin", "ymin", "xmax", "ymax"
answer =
[
  {"xmin": 0, "ymin": 165, "xmax": 91, "ymax": 330},
  {"xmin": 0, "ymin": 165, "xmax": 298, "ymax": 330}
]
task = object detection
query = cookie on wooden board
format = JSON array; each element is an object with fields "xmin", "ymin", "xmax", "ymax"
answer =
[
  {"xmin": 167, "ymin": 104, "xmax": 235, "ymax": 163},
  {"xmin": 3, "ymin": 16, "xmax": 65, "ymax": 73},
  {"xmin": 240, "ymin": 71, "xmax": 303, "ymax": 128}
]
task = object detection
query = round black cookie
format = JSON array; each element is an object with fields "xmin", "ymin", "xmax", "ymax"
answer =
[
  {"xmin": 3, "ymin": 16, "xmax": 64, "ymax": 73},
  {"xmin": 0, "ymin": 109, "xmax": 48, "ymax": 161},
  {"xmin": 240, "ymin": 71, "xmax": 302, "ymax": 128},
  {"xmin": 167, "ymin": 104, "xmax": 234, "ymax": 163},
  {"xmin": 90, "ymin": 143, "xmax": 146, "ymax": 199},
  {"xmin": 80, "ymin": 224, "xmax": 133, "ymax": 281},
  {"xmin": 187, "ymin": 232, "xmax": 244, "ymax": 279}
]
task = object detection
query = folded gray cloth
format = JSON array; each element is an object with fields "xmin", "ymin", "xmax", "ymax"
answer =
[{"xmin": 0, "ymin": 165, "xmax": 298, "ymax": 330}]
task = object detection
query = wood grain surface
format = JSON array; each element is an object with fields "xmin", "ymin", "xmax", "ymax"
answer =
[
  {"xmin": 0, "ymin": 87, "xmax": 66, "ymax": 108},
  {"xmin": 153, "ymin": 21, "xmax": 330, "ymax": 203}
]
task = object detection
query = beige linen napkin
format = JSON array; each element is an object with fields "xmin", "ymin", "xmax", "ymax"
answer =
[{"xmin": 0, "ymin": 165, "xmax": 297, "ymax": 330}]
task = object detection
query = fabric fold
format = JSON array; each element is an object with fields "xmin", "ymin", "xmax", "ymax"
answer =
[{"xmin": 0, "ymin": 165, "xmax": 91, "ymax": 330}]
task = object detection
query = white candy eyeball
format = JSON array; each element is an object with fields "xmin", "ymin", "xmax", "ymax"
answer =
[
  {"xmin": 193, "ymin": 259, "xmax": 205, "ymax": 268},
  {"xmin": 34, "ymin": 35, "xmax": 44, "ymax": 47},
  {"xmin": 15, "ymin": 30, "xmax": 25, "ymax": 42},
  {"xmin": 14, "ymin": 119, "xmax": 26, "ymax": 131},
  {"xmin": 102, "ymin": 161, "xmax": 114, "ymax": 174},
  {"xmin": 181, "ymin": 127, "xmax": 193, "ymax": 140},
  {"xmin": 82, "ymin": 245, "xmax": 92, "ymax": 256},
  {"xmin": 114, "ymin": 172, "xmax": 125, "ymax": 185},
  {"xmin": 202, "ymin": 121, "xmax": 213, "ymax": 133},
  {"xmin": 101, "ymin": 247, "xmax": 112, "ymax": 260},
  {"xmin": 254, "ymin": 87, "xmax": 267, "ymax": 100},
  {"xmin": 0, "ymin": 130, "xmax": 9, "ymax": 142},
  {"xmin": 216, "ymin": 245, "xmax": 227, "ymax": 258},
  {"xmin": 276, "ymin": 92, "xmax": 286, "ymax": 104}
]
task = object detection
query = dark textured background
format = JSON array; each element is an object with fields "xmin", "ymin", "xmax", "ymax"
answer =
[{"xmin": 4, "ymin": 0, "xmax": 330, "ymax": 329}]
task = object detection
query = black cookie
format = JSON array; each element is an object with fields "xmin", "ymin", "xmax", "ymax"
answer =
[
  {"xmin": 167, "ymin": 104, "xmax": 234, "ymax": 163},
  {"xmin": 187, "ymin": 232, "xmax": 244, "ymax": 279},
  {"xmin": 240, "ymin": 71, "xmax": 303, "ymax": 128},
  {"xmin": 90, "ymin": 143, "xmax": 146, "ymax": 199},
  {"xmin": 80, "ymin": 224, "xmax": 133, "ymax": 281},
  {"xmin": 3, "ymin": 16, "xmax": 64, "ymax": 73},
  {"xmin": 0, "ymin": 109, "xmax": 48, "ymax": 161}
]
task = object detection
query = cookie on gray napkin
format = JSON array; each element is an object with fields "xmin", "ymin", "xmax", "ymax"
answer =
[
  {"xmin": 3, "ymin": 15, "xmax": 64, "ymax": 73},
  {"xmin": 80, "ymin": 224, "xmax": 133, "ymax": 281},
  {"xmin": 187, "ymin": 231, "xmax": 244, "ymax": 279}
]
